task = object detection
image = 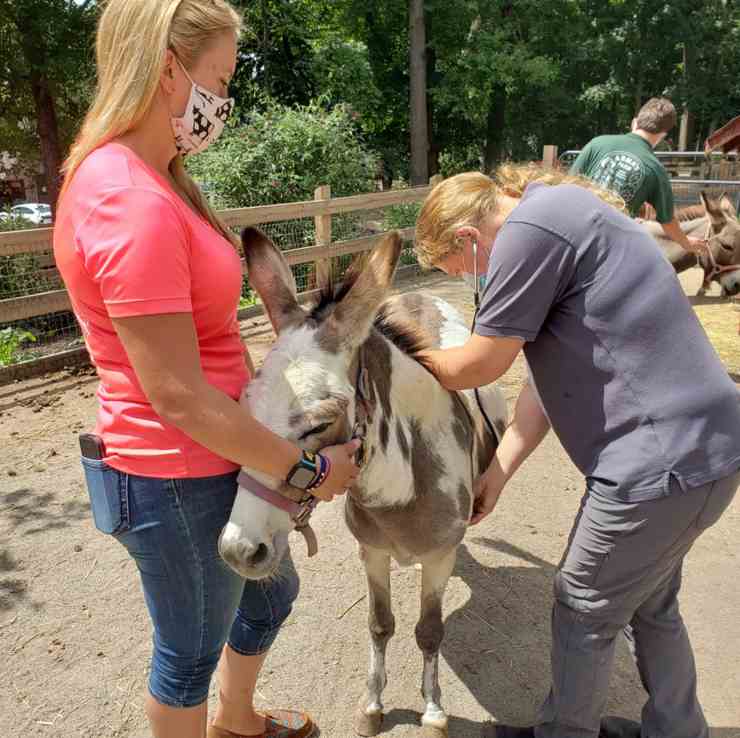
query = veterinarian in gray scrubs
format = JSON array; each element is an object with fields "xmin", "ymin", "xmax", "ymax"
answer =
[{"xmin": 414, "ymin": 165, "xmax": 740, "ymax": 738}]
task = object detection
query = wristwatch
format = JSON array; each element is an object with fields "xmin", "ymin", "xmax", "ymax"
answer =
[{"xmin": 286, "ymin": 450, "xmax": 320, "ymax": 490}]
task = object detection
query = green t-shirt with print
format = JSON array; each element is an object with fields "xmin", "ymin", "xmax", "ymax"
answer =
[{"xmin": 569, "ymin": 133, "xmax": 675, "ymax": 222}]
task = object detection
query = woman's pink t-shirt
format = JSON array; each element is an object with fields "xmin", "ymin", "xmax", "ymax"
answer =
[{"xmin": 54, "ymin": 142, "xmax": 249, "ymax": 478}]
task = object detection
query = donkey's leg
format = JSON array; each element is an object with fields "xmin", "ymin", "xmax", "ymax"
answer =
[
  {"xmin": 416, "ymin": 547, "xmax": 457, "ymax": 738},
  {"xmin": 696, "ymin": 270, "xmax": 710, "ymax": 296},
  {"xmin": 355, "ymin": 545, "xmax": 394, "ymax": 737}
]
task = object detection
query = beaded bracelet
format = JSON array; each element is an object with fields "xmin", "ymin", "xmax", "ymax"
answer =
[{"xmin": 308, "ymin": 453, "xmax": 331, "ymax": 491}]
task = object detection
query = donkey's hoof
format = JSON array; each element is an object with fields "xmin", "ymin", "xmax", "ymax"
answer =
[
  {"xmin": 355, "ymin": 707, "xmax": 383, "ymax": 737},
  {"xmin": 421, "ymin": 724, "xmax": 448, "ymax": 738}
]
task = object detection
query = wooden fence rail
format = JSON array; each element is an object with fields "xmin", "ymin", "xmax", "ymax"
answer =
[
  {"xmin": 0, "ymin": 185, "xmax": 433, "ymax": 321},
  {"xmin": 0, "ymin": 181, "xmax": 438, "ymax": 382}
]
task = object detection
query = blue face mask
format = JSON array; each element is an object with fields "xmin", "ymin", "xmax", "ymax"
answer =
[
  {"xmin": 462, "ymin": 240, "xmax": 487, "ymax": 305},
  {"xmin": 462, "ymin": 272, "xmax": 487, "ymax": 294}
]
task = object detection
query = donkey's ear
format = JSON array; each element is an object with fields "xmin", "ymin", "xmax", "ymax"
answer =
[
  {"xmin": 242, "ymin": 227, "xmax": 303, "ymax": 334},
  {"xmin": 700, "ymin": 191, "xmax": 727, "ymax": 229},
  {"xmin": 718, "ymin": 192, "xmax": 737, "ymax": 219},
  {"xmin": 326, "ymin": 231, "xmax": 403, "ymax": 350}
]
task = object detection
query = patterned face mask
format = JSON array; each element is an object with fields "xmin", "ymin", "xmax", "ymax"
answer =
[{"xmin": 171, "ymin": 58, "xmax": 234, "ymax": 156}]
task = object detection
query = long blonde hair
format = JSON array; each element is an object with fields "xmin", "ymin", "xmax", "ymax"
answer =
[
  {"xmin": 60, "ymin": 0, "xmax": 241, "ymax": 246},
  {"xmin": 414, "ymin": 163, "xmax": 627, "ymax": 268}
]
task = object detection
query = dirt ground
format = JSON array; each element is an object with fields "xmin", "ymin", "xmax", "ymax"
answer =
[{"xmin": 0, "ymin": 270, "xmax": 738, "ymax": 738}]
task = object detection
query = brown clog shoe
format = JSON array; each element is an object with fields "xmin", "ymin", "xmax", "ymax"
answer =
[{"xmin": 208, "ymin": 709, "xmax": 318, "ymax": 738}]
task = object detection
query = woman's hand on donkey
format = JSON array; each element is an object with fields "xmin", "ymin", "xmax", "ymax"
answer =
[
  {"xmin": 315, "ymin": 439, "xmax": 362, "ymax": 501},
  {"xmin": 469, "ymin": 467, "xmax": 507, "ymax": 525}
]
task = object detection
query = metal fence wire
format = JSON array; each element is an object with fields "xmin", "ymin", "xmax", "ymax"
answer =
[
  {"xmin": 3, "ymin": 168, "xmax": 736, "ymax": 371},
  {"xmin": 0, "ymin": 250, "xmax": 62, "ymax": 300},
  {"xmin": 670, "ymin": 180, "xmax": 740, "ymax": 212},
  {"xmin": 558, "ymin": 150, "xmax": 740, "ymax": 180},
  {"xmin": 0, "ymin": 199, "xmax": 423, "ymax": 369}
]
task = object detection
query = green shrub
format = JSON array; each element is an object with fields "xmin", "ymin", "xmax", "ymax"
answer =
[
  {"xmin": 382, "ymin": 202, "xmax": 422, "ymax": 269},
  {"xmin": 382, "ymin": 201, "xmax": 421, "ymax": 231},
  {"xmin": 0, "ymin": 253, "xmax": 43, "ymax": 300},
  {"xmin": 0, "ymin": 327, "xmax": 36, "ymax": 367},
  {"xmin": 187, "ymin": 101, "xmax": 379, "ymax": 210},
  {"xmin": 438, "ymin": 145, "xmax": 483, "ymax": 177},
  {"xmin": 0, "ymin": 214, "xmax": 34, "ymax": 232}
]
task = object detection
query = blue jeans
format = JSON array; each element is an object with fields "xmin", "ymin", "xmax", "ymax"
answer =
[{"xmin": 81, "ymin": 458, "xmax": 300, "ymax": 708}]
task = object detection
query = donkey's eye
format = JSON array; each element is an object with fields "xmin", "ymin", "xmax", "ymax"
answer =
[{"xmin": 299, "ymin": 422, "xmax": 333, "ymax": 440}]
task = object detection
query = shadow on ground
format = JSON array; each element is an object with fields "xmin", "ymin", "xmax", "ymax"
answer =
[
  {"xmin": 0, "ymin": 485, "xmax": 88, "ymax": 612},
  {"xmin": 369, "ymin": 536, "xmax": 661, "ymax": 737},
  {"xmin": 687, "ymin": 294, "xmax": 733, "ymax": 307},
  {"xmin": 437, "ymin": 537, "xmax": 648, "ymax": 729},
  {"xmin": 1, "ymin": 486, "xmax": 89, "ymax": 538}
]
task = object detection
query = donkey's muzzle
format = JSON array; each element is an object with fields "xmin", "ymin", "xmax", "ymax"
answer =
[{"xmin": 218, "ymin": 531, "xmax": 275, "ymax": 579}]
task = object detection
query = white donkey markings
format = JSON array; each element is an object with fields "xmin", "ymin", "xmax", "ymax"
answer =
[{"xmin": 219, "ymin": 228, "xmax": 507, "ymax": 737}]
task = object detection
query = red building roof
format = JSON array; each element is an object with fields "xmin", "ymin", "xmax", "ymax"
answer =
[{"xmin": 705, "ymin": 115, "xmax": 740, "ymax": 154}]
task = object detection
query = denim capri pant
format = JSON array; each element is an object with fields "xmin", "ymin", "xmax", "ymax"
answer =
[{"xmin": 81, "ymin": 458, "xmax": 299, "ymax": 708}]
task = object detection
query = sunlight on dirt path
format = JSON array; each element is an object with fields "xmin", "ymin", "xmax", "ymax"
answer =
[{"xmin": 0, "ymin": 269, "xmax": 737, "ymax": 738}]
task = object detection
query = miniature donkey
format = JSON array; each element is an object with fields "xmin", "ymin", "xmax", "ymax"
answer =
[
  {"xmin": 219, "ymin": 228, "xmax": 507, "ymax": 736},
  {"xmin": 643, "ymin": 192, "xmax": 740, "ymax": 296}
]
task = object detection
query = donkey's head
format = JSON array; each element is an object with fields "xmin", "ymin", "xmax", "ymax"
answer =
[
  {"xmin": 700, "ymin": 192, "xmax": 740, "ymax": 296},
  {"xmin": 218, "ymin": 228, "xmax": 402, "ymax": 579}
]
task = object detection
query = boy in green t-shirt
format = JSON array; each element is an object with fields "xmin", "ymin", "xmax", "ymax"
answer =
[{"xmin": 571, "ymin": 98, "xmax": 706, "ymax": 253}]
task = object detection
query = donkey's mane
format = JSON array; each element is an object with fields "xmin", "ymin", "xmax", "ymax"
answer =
[
  {"xmin": 308, "ymin": 271, "xmax": 431, "ymax": 362},
  {"xmin": 373, "ymin": 304, "xmax": 431, "ymax": 361}
]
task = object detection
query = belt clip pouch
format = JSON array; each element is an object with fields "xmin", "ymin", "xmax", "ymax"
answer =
[{"xmin": 80, "ymin": 457, "xmax": 129, "ymax": 535}]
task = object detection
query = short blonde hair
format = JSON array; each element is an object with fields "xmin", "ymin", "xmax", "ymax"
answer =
[
  {"xmin": 414, "ymin": 163, "xmax": 626, "ymax": 268},
  {"xmin": 60, "ymin": 0, "xmax": 242, "ymax": 245}
]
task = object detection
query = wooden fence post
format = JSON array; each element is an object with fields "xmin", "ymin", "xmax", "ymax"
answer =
[
  {"xmin": 542, "ymin": 145, "xmax": 559, "ymax": 169},
  {"xmin": 314, "ymin": 184, "xmax": 331, "ymax": 289}
]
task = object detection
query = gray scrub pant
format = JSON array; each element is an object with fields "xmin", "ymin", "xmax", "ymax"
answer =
[{"xmin": 536, "ymin": 470, "xmax": 739, "ymax": 738}]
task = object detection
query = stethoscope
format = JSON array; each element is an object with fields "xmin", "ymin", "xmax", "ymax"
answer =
[{"xmin": 468, "ymin": 238, "xmax": 497, "ymax": 440}]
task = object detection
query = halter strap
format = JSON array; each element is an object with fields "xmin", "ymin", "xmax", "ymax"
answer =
[
  {"xmin": 236, "ymin": 470, "xmax": 319, "ymax": 557},
  {"xmin": 352, "ymin": 346, "xmax": 374, "ymax": 466},
  {"xmin": 236, "ymin": 346, "xmax": 373, "ymax": 558},
  {"xmin": 237, "ymin": 470, "xmax": 308, "ymax": 516},
  {"xmin": 700, "ymin": 220, "xmax": 740, "ymax": 282}
]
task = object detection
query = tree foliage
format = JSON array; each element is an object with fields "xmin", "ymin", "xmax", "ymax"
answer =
[
  {"xmin": 186, "ymin": 101, "xmax": 378, "ymax": 208},
  {"xmin": 2, "ymin": 0, "xmax": 739, "ymax": 205},
  {"xmin": 0, "ymin": 0, "xmax": 97, "ymax": 205}
]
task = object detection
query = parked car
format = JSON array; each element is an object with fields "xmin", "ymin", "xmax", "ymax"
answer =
[{"xmin": 8, "ymin": 203, "xmax": 53, "ymax": 226}]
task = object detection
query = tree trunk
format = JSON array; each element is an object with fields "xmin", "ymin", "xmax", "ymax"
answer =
[
  {"xmin": 409, "ymin": 0, "xmax": 429, "ymax": 185},
  {"xmin": 426, "ymin": 46, "xmax": 439, "ymax": 177},
  {"xmin": 16, "ymin": 4, "xmax": 63, "ymax": 213},
  {"xmin": 483, "ymin": 86, "xmax": 506, "ymax": 172},
  {"xmin": 633, "ymin": 67, "xmax": 644, "ymax": 118},
  {"xmin": 30, "ymin": 73, "xmax": 62, "ymax": 212},
  {"xmin": 678, "ymin": 43, "xmax": 695, "ymax": 151}
]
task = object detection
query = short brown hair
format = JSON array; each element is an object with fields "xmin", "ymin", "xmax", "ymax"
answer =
[{"xmin": 635, "ymin": 98, "xmax": 677, "ymax": 134}]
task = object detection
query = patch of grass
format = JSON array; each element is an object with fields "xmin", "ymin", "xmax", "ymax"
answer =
[
  {"xmin": 692, "ymin": 300, "xmax": 739, "ymax": 377},
  {"xmin": 0, "ymin": 327, "xmax": 37, "ymax": 367}
]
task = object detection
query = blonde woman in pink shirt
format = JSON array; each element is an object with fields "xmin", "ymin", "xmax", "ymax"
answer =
[{"xmin": 53, "ymin": 2, "xmax": 360, "ymax": 737}]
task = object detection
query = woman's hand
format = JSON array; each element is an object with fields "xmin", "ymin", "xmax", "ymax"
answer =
[
  {"xmin": 468, "ymin": 380, "xmax": 550, "ymax": 525},
  {"xmin": 686, "ymin": 236, "xmax": 708, "ymax": 253},
  {"xmin": 313, "ymin": 439, "xmax": 362, "ymax": 502},
  {"xmin": 469, "ymin": 467, "xmax": 506, "ymax": 525}
]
